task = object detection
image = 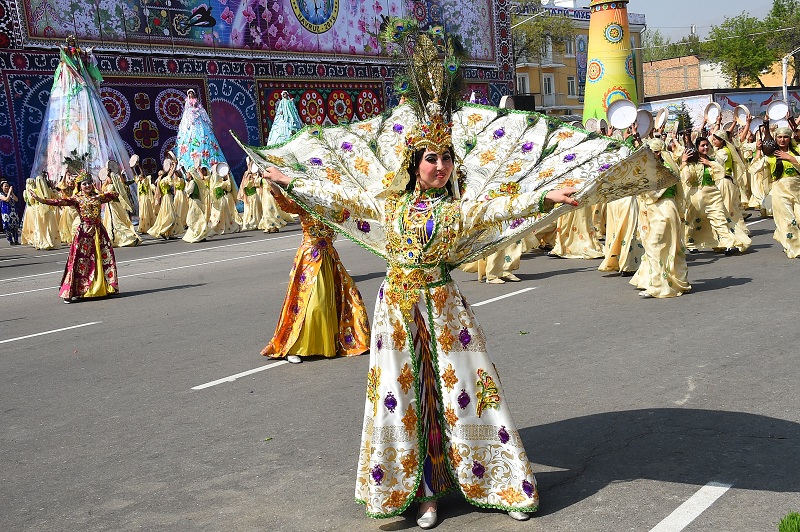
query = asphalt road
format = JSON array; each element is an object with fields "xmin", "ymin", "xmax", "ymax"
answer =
[{"xmin": 1, "ymin": 216, "xmax": 798, "ymax": 532}]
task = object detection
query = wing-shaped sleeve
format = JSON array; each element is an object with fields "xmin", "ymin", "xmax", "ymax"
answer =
[{"xmin": 285, "ymin": 178, "xmax": 388, "ymax": 258}]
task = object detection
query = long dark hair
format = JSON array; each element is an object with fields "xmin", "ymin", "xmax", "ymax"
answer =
[{"xmin": 405, "ymin": 147, "xmax": 456, "ymax": 195}]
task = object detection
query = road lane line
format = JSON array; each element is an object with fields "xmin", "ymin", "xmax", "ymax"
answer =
[
  {"xmin": 192, "ymin": 360, "xmax": 289, "ymax": 390},
  {"xmin": 119, "ymin": 248, "xmax": 296, "ymax": 278},
  {"xmin": 0, "ymin": 247, "xmax": 297, "ymax": 298},
  {"xmin": 0, "ymin": 250, "xmax": 70, "ymax": 262},
  {"xmin": 0, "ymin": 321, "xmax": 102, "ymax": 344},
  {"xmin": 746, "ymin": 219, "xmax": 765, "ymax": 226},
  {"xmin": 472, "ymin": 286, "xmax": 538, "ymax": 307},
  {"xmin": 649, "ymin": 481, "xmax": 732, "ymax": 532},
  {"xmin": 0, "ymin": 233, "xmax": 299, "ymax": 283}
]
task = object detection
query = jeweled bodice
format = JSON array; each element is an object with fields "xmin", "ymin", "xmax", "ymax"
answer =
[
  {"xmin": 75, "ymin": 194, "xmax": 103, "ymax": 223},
  {"xmin": 385, "ymin": 191, "xmax": 460, "ymax": 269}
]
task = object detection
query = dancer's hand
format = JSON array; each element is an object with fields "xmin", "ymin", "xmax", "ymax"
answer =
[
  {"xmin": 262, "ymin": 166, "xmax": 291, "ymax": 186},
  {"xmin": 545, "ymin": 187, "xmax": 579, "ymax": 207}
]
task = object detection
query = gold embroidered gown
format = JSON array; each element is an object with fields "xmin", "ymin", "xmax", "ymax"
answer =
[
  {"xmin": 283, "ymin": 180, "xmax": 548, "ymax": 517},
  {"xmin": 237, "ymin": 101, "xmax": 676, "ymax": 520},
  {"xmin": 40, "ymin": 191, "xmax": 119, "ymax": 299},
  {"xmin": 261, "ymin": 190, "xmax": 370, "ymax": 359}
]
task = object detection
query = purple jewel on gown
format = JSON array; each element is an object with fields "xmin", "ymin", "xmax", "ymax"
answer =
[
  {"xmin": 371, "ymin": 464, "xmax": 384, "ymax": 485},
  {"xmin": 384, "ymin": 391, "xmax": 397, "ymax": 413},
  {"xmin": 472, "ymin": 460, "xmax": 485, "ymax": 479},
  {"xmin": 457, "ymin": 389, "xmax": 470, "ymax": 409},
  {"xmin": 498, "ymin": 426, "xmax": 510, "ymax": 444}
]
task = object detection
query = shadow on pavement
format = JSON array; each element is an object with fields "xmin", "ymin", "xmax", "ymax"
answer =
[
  {"xmin": 687, "ymin": 276, "xmax": 752, "ymax": 292},
  {"xmin": 114, "ymin": 283, "xmax": 208, "ymax": 298},
  {"xmin": 520, "ymin": 408, "xmax": 800, "ymax": 515}
]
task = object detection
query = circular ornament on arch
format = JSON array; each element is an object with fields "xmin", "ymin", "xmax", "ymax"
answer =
[
  {"xmin": 356, "ymin": 89, "xmax": 380, "ymax": 120},
  {"xmin": 155, "ymin": 88, "xmax": 186, "ymax": 130},
  {"xmin": 300, "ymin": 89, "xmax": 326, "ymax": 125},
  {"xmin": 327, "ymin": 90, "xmax": 354, "ymax": 124},
  {"xmin": 100, "ymin": 87, "xmax": 131, "ymax": 129}
]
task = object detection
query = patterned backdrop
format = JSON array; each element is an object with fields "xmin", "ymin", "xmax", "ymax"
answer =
[
  {"xmin": 0, "ymin": 0, "xmax": 515, "ymax": 194},
  {"xmin": 257, "ymin": 80, "xmax": 386, "ymax": 135}
]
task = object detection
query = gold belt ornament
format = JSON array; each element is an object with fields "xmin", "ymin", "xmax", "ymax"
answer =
[{"xmin": 385, "ymin": 266, "xmax": 449, "ymax": 319}]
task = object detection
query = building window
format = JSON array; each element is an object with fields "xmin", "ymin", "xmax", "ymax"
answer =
[
  {"xmin": 542, "ymin": 74, "xmax": 553, "ymax": 95},
  {"xmin": 567, "ymin": 76, "xmax": 576, "ymax": 96},
  {"xmin": 565, "ymin": 38, "xmax": 574, "ymax": 56},
  {"xmin": 516, "ymin": 73, "xmax": 529, "ymax": 94}
]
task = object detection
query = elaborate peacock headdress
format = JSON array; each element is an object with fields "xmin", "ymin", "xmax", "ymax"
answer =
[{"xmin": 378, "ymin": 18, "xmax": 467, "ymax": 195}]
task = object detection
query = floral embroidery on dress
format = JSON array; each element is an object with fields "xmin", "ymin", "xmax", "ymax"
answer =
[
  {"xmin": 462, "ymin": 482, "xmax": 487, "ymax": 499},
  {"xmin": 448, "ymin": 445, "xmax": 463, "ymax": 468},
  {"xmin": 367, "ymin": 367, "xmax": 381, "ymax": 416},
  {"xmin": 391, "ymin": 318, "xmax": 407, "ymax": 350},
  {"xmin": 400, "ymin": 450, "xmax": 418, "ymax": 475},
  {"xmin": 444, "ymin": 404, "xmax": 458, "ymax": 427},
  {"xmin": 397, "ymin": 363, "xmax": 414, "ymax": 394},
  {"xmin": 401, "ymin": 404, "xmax": 417, "ymax": 433},
  {"xmin": 325, "ymin": 167, "xmax": 343, "ymax": 184},
  {"xmin": 385, "ymin": 490, "xmax": 409, "ymax": 509},
  {"xmin": 498, "ymin": 486, "xmax": 526, "ymax": 505},
  {"xmin": 441, "ymin": 364, "xmax": 458, "ymax": 391},
  {"xmin": 475, "ymin": 369, "xmax": 501, "ymax": 417},
  {"xmin": 437, "ymin": 326, "xmax": 456, "ymax": 353}
]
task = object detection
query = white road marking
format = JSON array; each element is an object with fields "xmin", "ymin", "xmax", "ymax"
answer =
[
  {"xmin": 192, "ymin": 360, "xmax": 289, "ymax": 390},
  {"xmin": 746, "ymin": 219, "xmax": 765, "ymax": 226},
  {"xmin": 119, "ymin": 248, "xmax": 296, "ymax": 279},
  {"xmin": 0, "ymin": 321, "xmax": 102, "ymax": 344},
  {"xmin": 0, "ymin": 233, "xmax": 299, "ymax": 283},
  {"xmin": 0, "ymin": 250, "xmax": 70, "ymax": 262},
  {"xmin": 472, "ymin": 286, "xmax": 538, "ymax": 307},
  {"xmin": 0, "ymin": 247, "xmax": 296, "ymax": 298},
  {"xmin": 649, "ymin": 481, "xmax": 733, "ymax": 532}
]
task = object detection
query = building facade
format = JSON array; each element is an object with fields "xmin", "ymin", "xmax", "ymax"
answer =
[{"xmin": 512, "ymin": 0, "xmax": 646, "ymax": 117}]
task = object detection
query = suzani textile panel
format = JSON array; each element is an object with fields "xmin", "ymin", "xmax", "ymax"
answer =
[
  {"xmin": 0, "ymin": 51, "xmax": 266, "ymax": 187},
  {"xmin": 257, "ymin": 80, "xmax": 386, "ymax": 135},
  {"xmin": 18, "ymin": 0, "xmax": 497, "ymax": 61}
]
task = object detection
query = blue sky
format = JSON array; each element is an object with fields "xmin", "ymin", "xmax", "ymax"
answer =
[{"xmin": 631, "ymin": 1, "xmax": 773, "ymax": 40}]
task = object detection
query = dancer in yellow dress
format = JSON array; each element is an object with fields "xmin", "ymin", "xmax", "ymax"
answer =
[
  {"xmin": 260, "ymin": 183, "xmax": 370, "ymax": 363},
  {"xmin": 762, "ymin": 126, "xmax": 800, "ymax": 257},
  {"xmin": 148, "ymin": 164, "xmax": 179, "ymax": 239}
]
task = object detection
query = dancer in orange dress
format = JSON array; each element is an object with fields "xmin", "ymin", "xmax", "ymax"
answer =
[{"xmin": 261, "ymin": 183, "xmax": 370, "ymax": 363}]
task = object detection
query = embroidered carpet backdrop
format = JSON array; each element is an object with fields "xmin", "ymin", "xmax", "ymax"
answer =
[{"xmin": 0, "ymin": 0, "xmax": 515, "ymax": 189}]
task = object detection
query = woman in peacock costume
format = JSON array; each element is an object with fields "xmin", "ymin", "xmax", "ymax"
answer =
[
  {"xmin": 239, "ymin": 19, "xmax": 674, "ymax": 527},
  {"xmin": 30, "ymin": 36, "xmax": 136, "ymax": 191},
  {"xmin": 174, "ymin": 89, "xmax": 227, "ymax": 172}
]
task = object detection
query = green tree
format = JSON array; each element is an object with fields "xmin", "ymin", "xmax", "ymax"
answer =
[
  {"xmin": 641, "ymin": 29, "xmax": 704, "ymax": 62},
  {"xmin": 764, "ymin": 0, "xmax": 800, "ymax": 85},
  {"xmin": 705, "ymin": 13, "xmax": 776, "ymax": 88},
  {"xmin": 511, "ymin": 1, "xmax": 576, "ymax": 67}
]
